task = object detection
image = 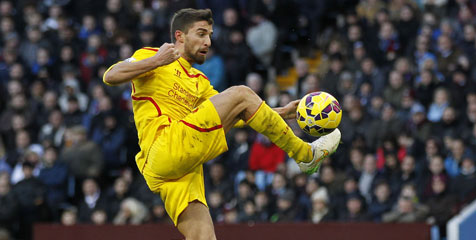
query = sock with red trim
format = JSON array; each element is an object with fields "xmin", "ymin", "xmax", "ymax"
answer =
[{"xmin": 246, "ymin": 102, "xmax": 312, "ymax": 163}]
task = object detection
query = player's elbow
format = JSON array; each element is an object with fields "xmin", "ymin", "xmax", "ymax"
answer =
[{"xmin": 103, "ymin": 71, "xmax": 117, "ymax": 86}]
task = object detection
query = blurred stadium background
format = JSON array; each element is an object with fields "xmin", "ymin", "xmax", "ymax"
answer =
[{"xmin": 0, "ymin": 0, "xmax": 476, "ymax": 239}]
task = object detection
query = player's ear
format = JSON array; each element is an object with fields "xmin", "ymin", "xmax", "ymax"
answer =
[{"xmin": 175, "ymin": 30, "xmax": 185, "ymax": 43}]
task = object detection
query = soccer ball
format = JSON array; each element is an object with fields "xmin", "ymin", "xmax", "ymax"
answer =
[{"xmin": 296, "ymin": 92, "xmax": 342, "ymax": 137}]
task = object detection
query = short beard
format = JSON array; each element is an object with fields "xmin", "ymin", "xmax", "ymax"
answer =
[
  {"xmin": 184, "ymin": 44, "xmax": 206, "ymax": 64},
  {"xmin": 185, "ymin": 51, "xmax": 205, "ymax": 65},
  {"xmin": 193, "ymin": 55, "xmax": 206, "ymax": 65}
]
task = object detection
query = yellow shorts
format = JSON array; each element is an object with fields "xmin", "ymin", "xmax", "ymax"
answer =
[{"xmin": 142, "ymin": 99, "xmax": 228, "ymax": 225}]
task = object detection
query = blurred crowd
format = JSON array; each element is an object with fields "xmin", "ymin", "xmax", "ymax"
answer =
[{"xmin": 0, "ymin": 0, "xmax": 476, "ymax": 239}]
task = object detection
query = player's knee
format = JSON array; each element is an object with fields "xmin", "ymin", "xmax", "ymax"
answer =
[{"xmin": 227, "ymin": 85, "xmax": 256, "ymax": 101}]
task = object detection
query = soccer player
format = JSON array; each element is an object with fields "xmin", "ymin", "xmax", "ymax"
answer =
[{"xmin": 103, "ymin": 8, "xmax": 340, "ymax": 240}]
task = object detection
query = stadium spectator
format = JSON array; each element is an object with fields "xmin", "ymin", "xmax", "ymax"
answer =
[
  {"xmin": 221, "ymin": 30, "xmax": 251, "ymax": 86},
  {"xmin": 236, "ymin": 180, "xmax": 254, "ymax": 212},
  {"xmin": 60, "ymin": 125, "xmax": 103, "ymax": 181},
  {"xmin": 249, "ymin": 134, "xmax": 286, "ymax": 173},
  {"xmin": 310, "ymin": 187, "xmax": 334, "ymax": 223},
  {"xmin": 214, "ymin": 8, "xmax": 242, "ymax": 53},
  {"xmin": 452, "ymin": 157, "xmax": 476, "ymax": 203},
  {"xmin": 339, "ymin": 193, "xmax": 369, "ymax": 222},
  {"xmin": 359, "ymin": 153, "xmax": 383, "ymax": 202},
  {"xmin": 10, "ymin": 144, "xmax": 43, "ymax": 184},
  {"xmin": 194, "ymin": 47, "xmax": 226, "ymax": 91},
  {"xmin": 321, "ymin": 53, "xmax": 345, "ymax": 98},
  {"xmin": 238, "ymin": 200, "xmax": 258, "ymax": 223},
  {"xmin": 246, "ymin": 13, "xmax": 277, "ymax": 67},
  {"xmin": 20, "ymin": 26, "xmax": 51, "ymax": 68},
  {"xmin": 91, "ymin": 209, "xmax": 108, "ymax": 225},
  {"xmin": 12, "ymin": 161, "xmax": 48, "ymax": 239},
  {"xmin": 224, "ymin": 128, "xmax": 250, "ymax": 179},
  {"xmin": 294, "ymin": 58, "xmax": 310, "ymax": 97},
  {"xmin": 77, "ymin": 178, "xmax": 107, "ymax": 223},
  {"xmin": 427, "ymin": 87, "xmax": 450, "ymax": 122},
  {"xmin": 38, "ymin": 146, "xmax": 68, "ymax": 219},
  {"xmin": 266, "ymin": 173, "xmax": 289, "ymax": 214},
  {"xmin": 366, "ymin": 103, "xmax": 404, "ymax": 149},
  {"xmin": 334, "ymin": 176, "xmax": 360, "ymax": 216},
  {"xmin": 149, "ymin": 196, "xmax": 172, "ymax": 224},
  {"xmin": 254, "ymin": 191, "xmax": 271, "ymax": 222},
  {"xmin": 60, "ymin": 207, "xmax": 77, "ymax": 226},
  {"xmin": 205, "ymin": 162, "xmax": 233, "ymax": 203},
  {"xmin": 105, "ymin": 177, "xmax": 130, "ymax": 221},
  {"xmin": 300, "ymin": 74, "xmax": 320, "ymax": 98},
  {"xmin": 38, "ymin": 109, "xmax": 66, "ymax": 148},
  {"xmin": 207, "ymin": 190, "xmax": 224, "ymax": 222},
  {"xmin": 113, "ymin": 197, "xmax": 149, "ymax": 225},
  {"xmin": 346, "ymin": 147, "xmax": 364, "ymax": 178},
  {"xmin": 91, "ymin": 111, "xmax": 126, "ymax": 178},
  {"xmin": 382, "ymin": 195, "xmax": 428, "ymax": 223},
  {"xmin": 36, "ymin": 90, "xmax": 60, "ymax": 128},
  {"xmin": 270, "ymin": 190, "xmax": 297, "ymax": 223},
  {"xmin": 0, "ymin": 171, "xmax": 18, "ymax": 238},
  {"xmin": 368, "ymin": 180, "xmax": 393, "ymax": 222},
  {"xmin": 425, "ymin": 175, "xmax": 456, "ymax": 237},
  {"xmin": 245, "ymin": 72, "xmax": 264, "ymax": 97},
  {"xmin": 444, "ymin": 138, "xmax": 471, "ymax": 177},
  {"xmin": 420, "ymin": 155, "xmax": 450, "ymax": 201},
  {"xmin": 58, "ymin": 70, "xmax": 89, "ymax": 113},
  {"xmin": 436, "ymin": 35, "xmax": 461, "ymax": 78},
  {"xmin": 432, "ymin": 106, "xmax": 462, "ymax": 140},
  {"xmin": 397, "ymin": 155, "xmax": 419, "ymax": 191}
]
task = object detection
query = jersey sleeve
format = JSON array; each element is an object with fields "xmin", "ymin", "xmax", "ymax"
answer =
[
  {"xmin": 103, "ymin": 47, "xmax": 158, "ymax": 85},
  {"xmin": 201, "ymin": 84, "xmax": 219, "ymax": 100},
  {"xmin": 125, "ymin": 47, "xmax": 158, "ymax": 63}
]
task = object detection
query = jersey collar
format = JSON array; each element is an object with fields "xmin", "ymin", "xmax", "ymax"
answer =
[{"xmin": 177, "ymin": 57, "xmax": 192, "ymax": 70}]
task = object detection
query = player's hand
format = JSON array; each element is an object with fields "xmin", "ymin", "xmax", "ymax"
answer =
[
  {"xmin": 154, "ymin": 43, "xmax": 181, "ymax": 66},
  {"xmin": 280, "ymin": 100, "xmax": 300, "ymax": 119}
]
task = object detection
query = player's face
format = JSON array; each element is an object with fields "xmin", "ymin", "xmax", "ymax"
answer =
[{"xmin": 183, "ymin": 20, "xmax": 212, "ymax": 64}]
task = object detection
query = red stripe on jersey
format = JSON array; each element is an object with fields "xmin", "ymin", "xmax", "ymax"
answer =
[
  {"xmin": 131, "ymin": 96, "xmax": 162, "ymax": 116},
  {"xmin": 131, "ymin": 81, "xmax": 136, "ymax": 93},
  {"xmin": 141, "ymin": 47, "xmax": 158, "ymax": 52},
  {"xmin": 177, "ymin": 60, "xmax": 209, "ymax": 80},
  {"xmin": 179, "ymin": 120, "xmax": 222, "ymax": 132}
]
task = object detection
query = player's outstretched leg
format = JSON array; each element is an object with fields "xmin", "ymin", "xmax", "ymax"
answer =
[{"xmin": 209, "ymin": 85, "xmax": 340, "ymax": 174}]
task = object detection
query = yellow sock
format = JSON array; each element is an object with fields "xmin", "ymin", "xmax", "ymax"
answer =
[{"xmin": 246, "ymin": 102, "xmax": 312, "ymax": 163}]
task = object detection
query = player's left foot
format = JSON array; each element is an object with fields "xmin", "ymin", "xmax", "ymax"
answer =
[{"xmin": 298, "ymin": 128, "xmax": 341, "ymax": 174}]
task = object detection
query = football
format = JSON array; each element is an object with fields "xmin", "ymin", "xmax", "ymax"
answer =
[{"xmin": 296, "ymin": 91, "xmax": 342, "ymax": 137}]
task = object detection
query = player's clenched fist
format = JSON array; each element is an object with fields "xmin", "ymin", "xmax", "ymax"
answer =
[{"xmin": 154, "ymin": 43, "xmax": 181, "ymax": 66}]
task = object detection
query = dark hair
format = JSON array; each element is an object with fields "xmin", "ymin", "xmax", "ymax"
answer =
[{"xmin": 170, "ymin": 8, "xmax": 213, "ymax": 43}]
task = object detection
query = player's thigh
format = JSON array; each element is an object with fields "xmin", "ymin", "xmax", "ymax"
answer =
[
  {"xmin": 177, "ymin": 201, "xmax": 216, "ymax": 240},
  {"xmin": 176, "ymin": 99, "xmax": 228, "ymax": 163},
  {"xmin": 147, "ymin": 99, "xmax": 228, "ymax": 179}
]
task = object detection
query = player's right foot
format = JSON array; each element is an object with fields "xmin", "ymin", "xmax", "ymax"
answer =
[{"xmin": 298, "ymin": 128, "xmax": 341, "ymax": 174}]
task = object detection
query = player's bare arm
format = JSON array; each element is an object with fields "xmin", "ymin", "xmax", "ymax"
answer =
[
  {"xmin": 274, "ymin": 100, "xmax": 300, "ymax": 119},
  {"xmin": 103, "ymin": 43, "xmax": 180, "ymax": 86}
]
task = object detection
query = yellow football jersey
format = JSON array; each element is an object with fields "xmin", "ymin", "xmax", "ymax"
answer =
[{"xmin": 104, "ymin": 47, "xmax": 218, "ymax": 174}]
